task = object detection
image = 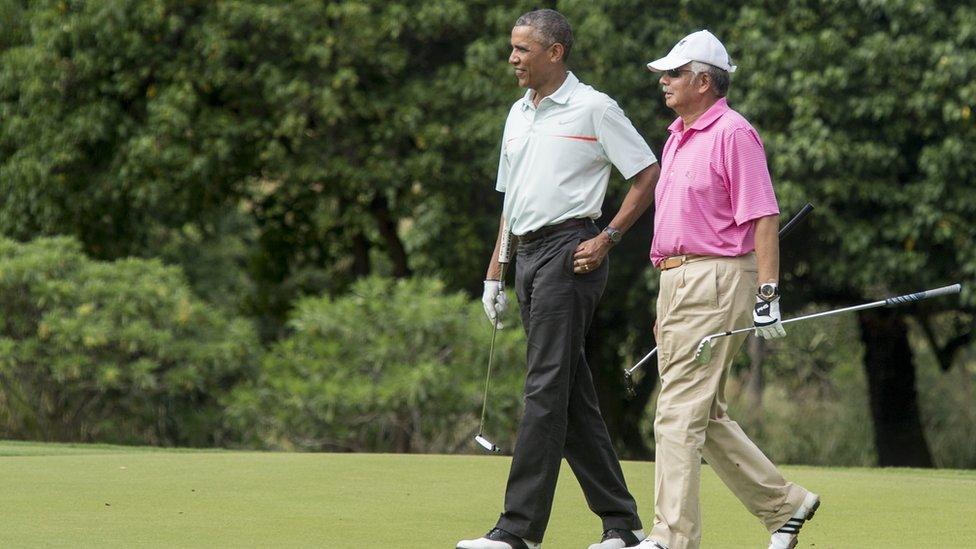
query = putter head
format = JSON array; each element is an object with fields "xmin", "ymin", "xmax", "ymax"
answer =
[
  {"xmin": 474, "ymin": 434, "xmax": 500, "ymax": 453},
  {"xmin": 694, "ymin": 337, "xmax": 713, "ymax": 364},
  {"xmin": 623, "ymin": 371, "xmax": 637, "ymax": 399}
]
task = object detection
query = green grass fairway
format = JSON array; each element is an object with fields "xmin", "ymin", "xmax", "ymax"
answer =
[{"xmin": 2, "ymin": 441, "xmax": 974, "ymax": 548}]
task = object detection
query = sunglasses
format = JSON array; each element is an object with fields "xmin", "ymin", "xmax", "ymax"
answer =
[{"xmin": 665, "ymin": 68, "xmax": 694, "ymax": 78}]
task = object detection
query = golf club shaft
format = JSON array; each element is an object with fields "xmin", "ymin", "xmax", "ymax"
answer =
[
  {"xmin": 780, "ymin": 283, "xmax": 962, "ymax": 324},
  {"xmin": 477, "ymin": 225, "xmax": 513, "ymax": 443},
  {"xmin": 624, "ymin": 203, "xmax": 814, "ymax": 379},
  {"xmin": 777, "ymin": 202, "xmax": 813, "ymax": 238},
  {"xmin": 625, "ymin": 347, "xmax": 658, "ymax": 376},
  {"xmin": 700, "ymin": 283, "xmax": 963, "ymax": 346},
  {"xmin": 477, "ymin": 295, "xmax": 501, "ymax": 434}
]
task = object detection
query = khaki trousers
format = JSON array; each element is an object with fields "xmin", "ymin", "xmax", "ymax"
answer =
[{"xmin": 650, "ymin": 254, "xmax": 807, "ymax": 549}]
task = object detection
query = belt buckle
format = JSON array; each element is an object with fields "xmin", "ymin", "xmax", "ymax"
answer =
[{"xmin": 661, "ymin": 255, "xmax": 686, "ymax": 271}]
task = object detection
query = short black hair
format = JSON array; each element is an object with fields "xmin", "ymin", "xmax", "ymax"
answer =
[{"xmin": 515, "ymin": 9, "xmax": 574, "ymax": 61}]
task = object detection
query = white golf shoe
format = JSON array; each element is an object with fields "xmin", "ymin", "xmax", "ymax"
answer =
[
  {"xmin": 587, "ymin": 528, "xmax": 646, "ymax": 548},
  {"xmin": 456, "ymin": 528, "xmax": 541, "ymax": 549},
  {"xmin": 635, "ymin": 540, "xmax": 668, "ymax": 549},
  {"xmin": 768, "ymin": 491, "xmax": 820, "ymax": 549}
]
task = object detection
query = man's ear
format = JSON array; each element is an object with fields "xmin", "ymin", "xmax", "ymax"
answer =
[
  {"xmin": 696, "ymin": 72, "xmax": 712, "ymax": 95},
  {"xmin": 549, "ymin": 42, "xmax": 565, "ymax": 63}
]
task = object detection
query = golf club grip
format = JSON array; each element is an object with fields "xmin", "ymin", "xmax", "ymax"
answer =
[
  {"xmin": 884, "ymin": 284, "xmax": 962, "ymax": 306},
  {"xmin": 498, "ymin": 222, "xmax": 513, "ymax": 265},
  {"xmin": 778, "ymin": 203, "xmax": 813, "ymax": 238}
]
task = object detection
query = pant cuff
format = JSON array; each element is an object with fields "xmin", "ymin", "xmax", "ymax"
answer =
[
  {"xmin": 765, "ymin": 484, "xmax": 809, "ymax": 533},
  {"xmin": 496, "ymin": 517, "xmax": 541, "ymax": 544},
  {"xmin": 602, "ymin": 516, "xmax": 643, "ymax": 532}
]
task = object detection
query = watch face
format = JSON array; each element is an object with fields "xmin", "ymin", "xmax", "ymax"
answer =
[
  {"xmin": 759, "ymin": 284, "xmax": 777, "ymax": 299},
  {"xmin": 606, "ymin": 228, "xmax": 621, "ymax": 242}
]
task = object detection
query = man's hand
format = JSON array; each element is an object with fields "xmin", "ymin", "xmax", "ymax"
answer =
[
  {"xmin": 572, "ymin": 233, "xmax": 611, "ymax": 274},
  {"xmin": 482, "ymin": 280, "xmax": 508, "ymax": 328},
  {"xmin": 753, "ymin": 295, "xmax": 786, "ymax": 339}
]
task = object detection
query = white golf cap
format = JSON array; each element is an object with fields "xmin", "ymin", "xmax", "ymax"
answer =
[{"xmin": 646, "ymin": 30, "xmax": 737, "ymax": 73}]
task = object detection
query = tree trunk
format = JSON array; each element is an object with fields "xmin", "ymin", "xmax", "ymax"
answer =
[
  {"xmin": 369, "ymin": 195, "xmax": 411, "ymax": 278},
  {"xmin": 857, "ymin": 309, "xmax": 933, "ymax": 467},
  {"xmin": 744, "ymin": 335, "xmax": 765, "ymax": 405},
  {"xmin": 351, "ymin": 231, "xmax": 371, "ymax": 277},
  {"xmin": 587, "ymin": 334, "xmax": 655, "ymax": 460}
]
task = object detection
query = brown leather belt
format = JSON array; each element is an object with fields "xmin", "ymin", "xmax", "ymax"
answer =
[
  {"xmin": 658, "ymin": 254, "xmax": 707, "ymax": 271},
  {"xmin": 518, "ymin": 218, "xmax": 590, "ymax": 242}
]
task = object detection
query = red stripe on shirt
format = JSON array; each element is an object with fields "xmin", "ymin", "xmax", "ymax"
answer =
[{"xmin": 555, "ymin": 135, "xmax": 598, "ymax": 142}]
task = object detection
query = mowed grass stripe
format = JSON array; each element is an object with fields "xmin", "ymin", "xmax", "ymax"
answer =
[{"xmin": 1, "ymin": 443, "xmax": 974, "ymax": 548}]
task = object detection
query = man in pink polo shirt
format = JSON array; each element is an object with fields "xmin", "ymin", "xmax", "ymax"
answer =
[{"xmin": 637, "ymin": 31, "xmax": 821, "ymax": 549}]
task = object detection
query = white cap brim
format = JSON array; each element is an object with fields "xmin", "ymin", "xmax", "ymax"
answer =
[{"xmin": 646, "ymin": 55, "xmax": 691, "ymax": 72}]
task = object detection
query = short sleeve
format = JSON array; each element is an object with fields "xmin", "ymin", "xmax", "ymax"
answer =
[
  {"xmin": 724, "ymin": 127, "xmax": 779, "ymax": 225},
  {"xmin": 596, "ymin": 100, "xmax": 657, "ymax": 180}
]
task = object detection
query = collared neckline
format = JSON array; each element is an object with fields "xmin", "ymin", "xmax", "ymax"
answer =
[
  {"xmin": 667, "ymin": 97, "xmax": 730, "ymax": 134},
  {"xmin": 521, "ymin": 71, "xmax": 579, "ymax": 110}
]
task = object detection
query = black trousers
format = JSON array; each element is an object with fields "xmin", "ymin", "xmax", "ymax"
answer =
[{"xmin": 495, "ymin": 220, "xmax": 642, "ymax": 542}]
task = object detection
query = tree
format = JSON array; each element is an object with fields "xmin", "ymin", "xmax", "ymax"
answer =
[
  {"xmin": 0, "ymin": 236, "xmax": 259, "ymax": 445},
  {"xmin": 224, "ymin": 276, "xmax": 526, "ymax": 453},
  {"xmin": 3, "ymin": 0, "xmax": 973, "ymax": 463},
  {"xmin": 0, "ymin": 1, "xmax": 262, "ymax": 258},
  {"xmin": 733, "ymin": 0, "xmax": 976, "ymax": 466},
  {"xmin": 0, "ymin": 1, "xmax": 501, "ymax": 332}
]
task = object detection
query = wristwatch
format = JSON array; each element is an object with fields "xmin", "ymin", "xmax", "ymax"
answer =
[
  {"xmin": 603, "ymin": 226, "xmax": 622, "ymax": 245},
  {"xmin": 758, "ymin": 282, "xmax": 779, "ymax": 301}
]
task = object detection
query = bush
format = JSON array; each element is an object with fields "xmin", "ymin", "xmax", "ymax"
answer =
[
  {"xmin": 224, "ymin": 276, "xmax": 526, "ymax": 453},
  {"xmin": 726, "ymin": 313, "xmax": 877, "ymax": 467},
  {"xmin": 717, "ymin": 313, "xmax": 975, "ymax": 468},
  {"xmin": 913, "ymin": 333, "xmax": 976, "ymax": 469},
  {"xmin": 0, "ymin": 236, "xmax": 259, "ymax": 446}
]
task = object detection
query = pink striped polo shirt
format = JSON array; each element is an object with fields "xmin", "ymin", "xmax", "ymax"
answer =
[{"xmin": 650, "ymin": 97, "xmax": 779, "ymax": 266}]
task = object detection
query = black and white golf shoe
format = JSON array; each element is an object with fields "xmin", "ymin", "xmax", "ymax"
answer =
[
  {"xmin": 456, "ymin": 527, "xmax": 541, "ymax": 549},
  {"xmin": 768, "ymin": 491, "xmax": 821, "ymax": 549},
  {"xmin": 587, "ymin": 528, "xmax": 646, "ymax": 548}
]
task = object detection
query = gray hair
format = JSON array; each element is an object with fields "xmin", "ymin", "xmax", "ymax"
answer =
[
  {"xmin": 515, "ymin": 9, "xmax": 574, "ymax": 62},
  {"xmin": 690, "ymin": 61, "xmax": 731, "ymax": 97}
]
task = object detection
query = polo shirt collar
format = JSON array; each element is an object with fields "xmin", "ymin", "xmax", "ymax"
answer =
[
  {"xmin": 521, "ymin": 71, "xmax": 579, "ymax": 110},
  {"xmin": 667, "ymin": 97, "xmax": 730, "ymax": 134}
]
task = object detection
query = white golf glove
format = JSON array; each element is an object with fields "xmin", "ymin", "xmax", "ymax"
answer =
[
  {"xmin": 482, "ymin": 280, "xmax": 508, "ymax": 328},
  {"xmin": 754, "ymin": 295, "xmax": 786, "ymax": 339}
]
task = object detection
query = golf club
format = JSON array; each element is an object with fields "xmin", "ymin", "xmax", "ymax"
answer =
[
  {"xmin": 475, "ymin": 223, "xmax": 513, "ymax": 453},
  {"xmin": 694, "ymin": 283, "xmax": 964, "ymax": 364},
  {"xmin": 623, "ymin": 203, "xmax": 814, "ymax": 397}
]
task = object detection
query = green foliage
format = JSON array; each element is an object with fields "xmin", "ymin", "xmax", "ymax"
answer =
[
  {"xmin": 0, "ymin": 236, "xmax": 260, "ymax": 445},
  {"xmin": 732, "ymin": 0, "xmax": 976, "ymax": 307},
  {"xmin": 723, "ymin": 313, "xmax": 976, "ymax": 468},
  {"xmin": 0, "ymin": 1, "xmax": 259, "ymax": 259},
  {"xmin": 0, "ymin": 1, "xmax": 29, "ymax": 50},
  {"xmin": 729, "ymin": 381, "xmax": 877, "ymax": 467},
  {"xmin": 224, "ymin": 276, "xmax": 525, "ymax": 453},
  {"xmin": 913, "ymin": 328, "xmax": 976, "ymax": 469},
  {"xmin": 1, "ymin": 0, "xmax": 974, "ymax": 464},
  {"xmin": 151, "ymin": 210, "xmax": 257, "ymax": 314}
]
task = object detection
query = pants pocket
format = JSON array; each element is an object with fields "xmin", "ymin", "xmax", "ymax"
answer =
[{"xmin": 676, "ymin": 262, "xmax": 719, "ymax": 311}]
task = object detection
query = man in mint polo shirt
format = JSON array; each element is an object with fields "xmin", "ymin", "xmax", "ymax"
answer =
[
  {"xmin": 639, "ymin": 30, "xmax": 821, "ymax": 549},
  {"xmin": 457, "ymin": 9, "xmax": 660, "ymax": 549}
]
